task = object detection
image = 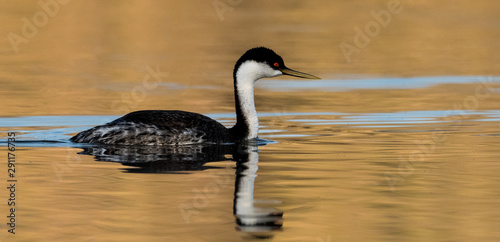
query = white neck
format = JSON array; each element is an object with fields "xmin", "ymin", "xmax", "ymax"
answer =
[
  {"xmin": 234, "ymin": 61, "xmax": 282, "ymax": 139},
  {"xmin": 235, "ymin": 65, "xmax": 259, "ymax": 139}
]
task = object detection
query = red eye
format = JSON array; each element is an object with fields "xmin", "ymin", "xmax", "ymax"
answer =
[{"xmin": 273, "ymin": 62, "xmax": 279, "ymax": 67}]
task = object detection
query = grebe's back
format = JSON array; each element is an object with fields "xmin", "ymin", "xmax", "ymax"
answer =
[{"xmin": 71, "ymin": 110, "xmax": 232, "ymax": 145}]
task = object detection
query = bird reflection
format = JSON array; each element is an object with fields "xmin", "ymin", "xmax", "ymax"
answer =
[
  {"xmin": 75, "ymin": 141, "xmax": 283, "ymax": 237},
  {"xmin": 233, "ymin": 144, "xmax": 283, "ymax": 238},
  {"xmin": 78, "ymin": 144, "xmax": 234, "ymax": 173}
]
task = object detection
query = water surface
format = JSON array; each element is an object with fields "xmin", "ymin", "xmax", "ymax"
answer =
[{"xmin": 1, "ymin": 1, "xmax": 500, "ymax": 241}]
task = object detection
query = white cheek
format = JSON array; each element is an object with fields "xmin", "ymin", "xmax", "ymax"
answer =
[
  {"xmin": 236, "ymin": 61, "xmax": 283, "ymax": 81},
  {"xmin": 271, "ymin": 70, "xmax": 283, "ymax": 77},
  {"xmin": 261, "ymin": 65, "xmax": 282, "ymax": 78}
]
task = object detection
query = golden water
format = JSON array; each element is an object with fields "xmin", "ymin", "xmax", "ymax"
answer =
[{"xmin": 1, "ymin": 1, "xmax": 500, "ymax": 241}]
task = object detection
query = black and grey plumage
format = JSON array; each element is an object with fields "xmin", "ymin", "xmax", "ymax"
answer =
[{"xmin": 70, "ymin": 47, "xmax": 319, "ymax": 145}]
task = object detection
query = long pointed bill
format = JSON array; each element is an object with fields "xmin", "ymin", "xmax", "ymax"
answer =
[{"xmin": 280, "ymin": 67, "xmax": 320, "ymax": 79}]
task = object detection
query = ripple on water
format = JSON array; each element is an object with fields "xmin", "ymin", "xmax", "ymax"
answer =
[{"xmin": 1, "ymin": 110, "xmax": 500, "ymax": 144}]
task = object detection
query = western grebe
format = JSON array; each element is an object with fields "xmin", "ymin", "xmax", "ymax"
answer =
[{"xmin": 71, "ymin": 47, "xmax": 319, "ymax": 145}]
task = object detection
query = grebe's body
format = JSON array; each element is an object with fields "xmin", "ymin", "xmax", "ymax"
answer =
[
  {"xmin": 71, "ymin": 110, "xmax": 233, "ymax": 145},
  {"xmin": 71, "ymin": 47, "xmax": 319, "ymax": 145}
]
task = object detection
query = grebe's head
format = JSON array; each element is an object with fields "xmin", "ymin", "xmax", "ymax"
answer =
[{"xmin": 233, "ymin": 47, "xmax": 320, "ymax": 82}]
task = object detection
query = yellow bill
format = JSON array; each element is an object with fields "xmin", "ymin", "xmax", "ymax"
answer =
[{"xmin": 280, "ymin": 67, "xmax": 320, "ymax": 79}]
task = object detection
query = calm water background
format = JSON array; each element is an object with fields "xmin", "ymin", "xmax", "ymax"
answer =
[{"xmin": 1, "ymin": 1, "xmax": 500, "ymax": 241}]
